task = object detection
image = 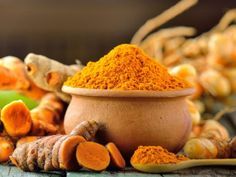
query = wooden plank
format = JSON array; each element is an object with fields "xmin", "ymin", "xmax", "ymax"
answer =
[
  {"xmin": 0, "ymin": 165, "xmax": 64, "ymax": 177},
  {"xmin": 67, "ymin": 168, "xmax": 161, "ymax": 177}
]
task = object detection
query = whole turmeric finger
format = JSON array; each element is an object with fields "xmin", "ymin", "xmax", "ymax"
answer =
[
  {"xmin": 58, "ymin": 135, "xmax": 86, "ymax": 170},
  {"xmin": 70, "ymin": 120, "xmax": 99, "ymax": 141},
  {"xmin": 0, "ymin": 136, "xmax": 14, "ymax": 163},
  {"xmin": 106, "ymin": 142, "xmax": 126, "ymax": 169},
  {"xmin": 1, "ymin": 100, "xmax": 32, "ymax": 137},
  {"xmin": 76, "ymin": 142, "xmax": 110, "ymax": 171},
  {"xmin": 17, "ymin": 136, "xmax": 41, "ymax": 147}
]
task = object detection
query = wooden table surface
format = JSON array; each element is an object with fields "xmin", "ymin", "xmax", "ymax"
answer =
[{"xmin": 1, "ymin": 165, "xmax": 236, "ymax": 177}]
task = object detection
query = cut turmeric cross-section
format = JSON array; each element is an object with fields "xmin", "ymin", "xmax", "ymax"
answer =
[
  {"xmin": 76, "ymin": 142, "xmax": 110, "ymax": 171},
  {"xmin": 1, "ymin": 100, "xmax": 32, "ymax": 137}
]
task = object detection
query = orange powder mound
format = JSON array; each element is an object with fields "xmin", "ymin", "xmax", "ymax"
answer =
[
  {"xmin": 64, "ymin": 44, "xmax": 191, "ymax": 91},
  {"xmin": 131, "ymin": 146, "xmax": 188, "ymax": 165}
]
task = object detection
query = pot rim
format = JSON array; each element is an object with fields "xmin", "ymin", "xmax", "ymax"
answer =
[{"xmin": 62, "ymin": 86, "xmax": 195, "ymax": 98}]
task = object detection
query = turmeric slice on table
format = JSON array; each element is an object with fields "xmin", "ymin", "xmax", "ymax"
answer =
[
  {"xmin": 58, "ymin": 135, "xmax": 86, "ymax": 170},
  {"xmin": 0, "ymin": 136, "xmax": 14, "ymax": 162},
  {"xmin": 106, "ymin": 142, "xmax": 126, "ymax": 169},
  {"xmin": 1, "ymin": 100, "xmax": 32, "ymax": 137},
  {"xmin": 76, "ymin": 142, "xmax": 110, "ymax": 171}
]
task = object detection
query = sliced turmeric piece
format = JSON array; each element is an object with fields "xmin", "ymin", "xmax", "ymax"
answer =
[
  {"xmin": 76, "ymin": 142, "xmax": 110, "ymax": 171},
  {"xmin": 1, "ymin": 100, "xmax": 32, "ymax": 137},
  {"xmin": 17, "ymin": 136, "xmax": 41, "ymax": 147},
  {"xmin": 44, "ymin": 135, "xmax": 63, "ymax": 171},
  {"xmin": 37, "ymin": 136, "xmax": 53, "ymax": 169},
  {"xmin": 106, "ymin": 142, "xmax": 126, "ymax": 169},
  {"xmin": 0, "ymin": 136, "xmax": 14, "ymax": 162},
  {"xmin": 26, "ymin": 139, "xmax": 41, "ymax": 171},
  {"xmin": 51, "ymin": 135, "xmax": 69, "ymax": 169},
  {"xmin": 58, "ymin": 135, "xmax": 86, "ymax": 170}
]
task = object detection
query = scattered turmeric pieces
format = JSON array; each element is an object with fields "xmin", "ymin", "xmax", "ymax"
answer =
[
  {"xmin": 131, "ymin": 146, "xmax": 188, "ymax": 165},
  {"xmin": 1, "ymin": 100, "xmax": 32, "ymax": 137},
  {"xmin": 64, "ymin": 44, "xmax": 191, "ymax": 91}
]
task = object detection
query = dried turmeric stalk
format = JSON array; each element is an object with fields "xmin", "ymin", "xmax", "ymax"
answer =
[
  {"xmin": 1, "ymin": 100, "xmax": 32, "ymax": 137},
  {"xmin": 0, "ymin": 136, "xmax": 14, "ymax": 162},
  {"xmin": 76, "ymin": 142, "xmax": 110, "ymax": 171}
]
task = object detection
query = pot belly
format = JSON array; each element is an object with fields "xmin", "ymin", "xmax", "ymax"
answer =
[{"xmin": 64, "ymin": 95, "xmax": 192, "ymax": 158}]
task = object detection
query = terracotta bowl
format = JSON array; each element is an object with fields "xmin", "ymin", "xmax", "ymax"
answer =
[{"xmin": 62, "ymin": 86, "xmax": 195, "ymax": 158}]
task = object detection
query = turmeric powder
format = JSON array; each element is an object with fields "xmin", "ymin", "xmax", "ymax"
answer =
[
  {"xmin": 131, "ymin": 146, "xmax": 188, "ymax": 165},
  {"xmin": 64, "ymin": 44, "xmax": 191, "ymax": 91}
]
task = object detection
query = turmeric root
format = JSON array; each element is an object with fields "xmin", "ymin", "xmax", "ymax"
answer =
[
  {"xmin": 10, "ymin": 121, "xmax": 99, "ymax": 171},
  {"xmin": 30, "ymin": 93, "xmax": 65, "ymax": 136},
  {"xmin": 70, "ymin": 120, "xmax": 99, "ymax": 141},
  {"xmin": 76, "ymin": 142, "xmax": 110, "ymax": 171},
  {"xmin": 0, "ymin": 136, "xmax": 14, "ymax": 162},
  {"xmin": 0, "ymin": 56, "xmax": 47, "ymax": 100},
  {"xmin": 0, "ymin": 65, "xmax": 18, "ymax": 90},
  {"xmin": 1, "ymin": 100, "xmax": 32, "ymax": 137},
  {"xmin": 17, "ymin": 136, "xmax": 41, "ymax": 147},
  {"xmin": 24, "ymin": 53, "xmax": 81, "ymax": 102},
  {"xmin": 106, "ymin": 142, "xmax": 126, "ymax": 169},
  {"xmin": 184, "ymin": 137, "xmax": 231, "ymax": 159},
  {"xmin": 58, "ymin": 135, "xmax": 86, "ymax": 170},
  {"xmin": 191, "ymin": 119, "xmax": 229, "ymax": 140}
]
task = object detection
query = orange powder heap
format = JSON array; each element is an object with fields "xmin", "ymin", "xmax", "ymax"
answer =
[
  {"xmin": 131, "ymin": 146, "xmax": 188, "ymax": 165},
  {"xmin": 64, "ymin": 44, "xmax": 191, "ymax": 91}
]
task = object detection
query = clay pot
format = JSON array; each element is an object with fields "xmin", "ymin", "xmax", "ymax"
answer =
[{"xmin": 62, "ymin": 86, "xmax": 194, "ymax": 158}]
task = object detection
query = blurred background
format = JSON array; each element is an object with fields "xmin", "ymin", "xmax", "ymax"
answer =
[{"xmin": 0, "ymin": 0, "xmax": 235, "ymax": 64}]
